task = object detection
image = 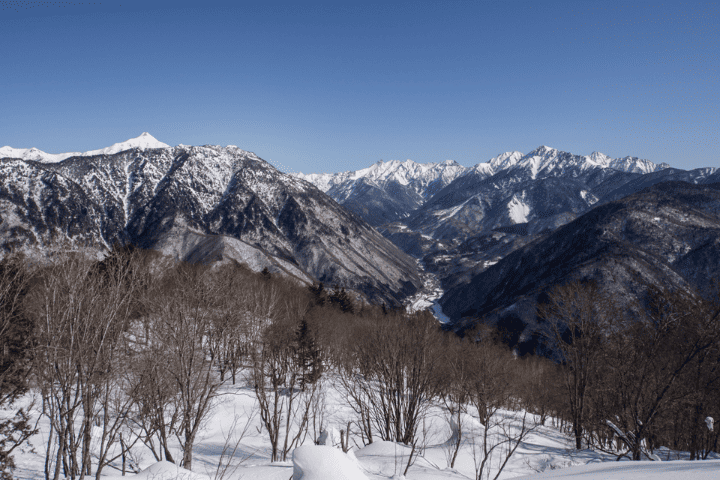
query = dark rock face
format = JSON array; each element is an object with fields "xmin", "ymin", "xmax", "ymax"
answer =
[
  {"xmin": 0, "ymin": 146, "xmax": 422, "ymax": 305},
  {"xmin": 439, "ymin": 182, "xmax": 720, "ymax": 339}
]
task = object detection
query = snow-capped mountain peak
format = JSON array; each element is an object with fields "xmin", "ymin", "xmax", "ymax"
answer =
[
  {"xmin": 486, "ymin": 151, "xmax": 524, "ymax": 172},
  {"xmin": 0, "ymin": 133, "xmax": 170, "ymax": 163},
  {"xmin": 588, "ymin": 151, "xmax": 612, "ymax": 166},
  {"xmin": 529, "ymin": 145, "xmax": 557, "ymax": 156},
  {"xmin": 81, "ymin": 132, "xmax": 170, "ymax": 157}
]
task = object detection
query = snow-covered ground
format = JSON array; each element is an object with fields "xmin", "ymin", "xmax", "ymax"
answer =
[
  {"xmin": 512, "ymin": 458, "xmax": 720, "ymax": 479},
  {"xmin": 8, "ymin": 375, "xmax": 719, "ymax": 480}
]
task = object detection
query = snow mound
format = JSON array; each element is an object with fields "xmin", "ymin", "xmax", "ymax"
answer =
[
  {"xmin": 292, "ymin": 445, "xmax": 368, "ymax": 480},
  {"xmin": 103, "ymin": 460, "xmax": 210, "ymax": 479},
  {"xmin": 355, "ymin": 440, "xmax": 414, "ymax": 458}
]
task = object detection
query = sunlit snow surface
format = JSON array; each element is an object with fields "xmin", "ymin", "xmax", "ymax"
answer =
[{"xmin": 103, "ymin": 461, "xmax": 210, "ymax": 479}]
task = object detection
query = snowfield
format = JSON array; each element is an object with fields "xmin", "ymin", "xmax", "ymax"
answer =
[
  {"xmin": 8, "ymin": 374, "xmax": 719, "ymax": 480},
  {"xmin": 512, "ymin": 459, "xmax": 720, "ymax": 479}
]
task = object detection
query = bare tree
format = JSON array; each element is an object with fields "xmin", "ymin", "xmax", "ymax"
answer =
[
  {"xmin": 0, "ymin": 255, "xmax": 36, "ymax": 480},
  {"xmin": 537, "ymin": 279, "xmax": 614, "ymax": 450},
  {"xmin": 467, "ymin": 342, "xmax": 537, "ymax": 480},
  {"xmin": 249, "ymin": 279, "xmax": 319, "ymax": 462},
  {"xmin": 147, "ymin": 262, "xmax": 224, "ymax": 470},
  {"xmin": 599, "ymin": 285, "xmax": 720, "ymax": 460},
  {"xmin": 127, "ymin": 344, "xmax": 181, "ymax": 464},
  {"xmin": 338, "ymin": 309, "xmax": 442, "ymax": 469},
  {"xmin": 438, "ymin": 336, "xmax": 473, "ymax": 469},
  {"xmin": 29, "ymin": 250, "xmax": 139, "ymax": 480},
  {"xmin": 205, "ymin": 263, "xmax": 255, "ymax": 385}
]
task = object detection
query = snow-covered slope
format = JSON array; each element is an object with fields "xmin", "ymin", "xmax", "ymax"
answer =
[
  {"xmin": 0, "ymin": 132, "xmax": 170, "ymax": 163},
  {"xmin": 13, "ymin": 372, "xmax": 720, "ymax": 480},
  {"xmin": 513, "ymin": 459, "xmax": 720, "ymax": 479}
]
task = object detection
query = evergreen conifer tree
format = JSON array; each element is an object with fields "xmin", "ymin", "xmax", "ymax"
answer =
[
  {"xmin": 308, "ymin": 282, "xmax": 327, "ymax": 307},
  {"xmin": 294, "ymin": 319, "xmax": 323, "ymax": 389},
  {"xmin": 329, "ymin": 286, "xmax": 354, "ymax": 314}
]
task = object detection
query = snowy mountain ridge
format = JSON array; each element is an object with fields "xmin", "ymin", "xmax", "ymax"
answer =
[
  {"xmin": 296, "ymin": 146, "xmax": 669, "ymax": 192},
  {"xmin": 297, "ymin": 157, "xmax": 467, "ymax": 199},
  {"xmin": 0, "ymin": 132, "xmax": 170, "ymax": 163},
  {"xmin": 293, "ymin": 146, "xmax": 670, "ymax": 229}
]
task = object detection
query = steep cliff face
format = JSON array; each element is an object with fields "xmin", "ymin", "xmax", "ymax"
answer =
[{"xmin": 0, "ymin": 143, "xmax": 422, "ymax": 305}]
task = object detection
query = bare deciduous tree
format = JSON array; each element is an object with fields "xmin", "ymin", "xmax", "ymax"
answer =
[
  {"xmin": 249, "ymin": 279, "xmax": 319, "ymax": 462},
  {"xmin": 147, "ymin": 262, "xmax": 224, "ymax": 470},
  {"xmin": 599, "ymin": 285, "xmax": 720, "ymax": 460},
  {"xmin": 467, "ymin": 342, "xmax": 537, "ymax": 480},
  {"xmin": 0, "ymin": 255, "xmax": 36, "ymax": 480},
  {"xmin": 29, "ymin": 250, "xmax": 139, "ymax": 480},
  {"xmin": 537, "ymin": 279, "xmax": 614, "ymax": 450}
]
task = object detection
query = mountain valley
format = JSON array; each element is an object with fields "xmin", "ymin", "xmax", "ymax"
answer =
[{"xmin": 2, "ymin": 134, "xmax": 719, "ymax": 331}]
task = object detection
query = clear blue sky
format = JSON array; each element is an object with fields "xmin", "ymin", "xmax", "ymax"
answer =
[{"xmin": 1, "ymin": 0, "xmax": 717, "ymax": 174}]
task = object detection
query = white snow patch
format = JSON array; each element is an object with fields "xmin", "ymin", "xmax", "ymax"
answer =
[{"xmin": 507, "ymin": 194, "xmax": 530, "ymax": 223}]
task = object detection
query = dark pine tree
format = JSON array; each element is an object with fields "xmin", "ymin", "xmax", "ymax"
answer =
[
  {"xmin": 294, "ymin": 319, "xmax": 323, "ymax": 389},
  {"xmin": 329, "ymin": 286, "xmax": 354, "ymax": 314},
  {"xmin": 308, "ymin": 282, "xmax": 327, "ymax": 307}
]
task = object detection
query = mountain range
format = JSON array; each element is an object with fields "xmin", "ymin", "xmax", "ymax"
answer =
[
  {"xmin": 3, "ymin": 134, "xmax": 719, "ymax": 335},
  {"xmin": 0, "ymin": 132, "xmax": 171, "ymax": 163},
  {"xmin": 297, "ymin": 147, "xmax": 671, "ymax": 228},
  {"xmin": 0, "ymin": 134, "xmax": 421, "ymax": 305},
  {"xmin": 296, "ymin": 146, "xmax": 720, "ymax": 342}
]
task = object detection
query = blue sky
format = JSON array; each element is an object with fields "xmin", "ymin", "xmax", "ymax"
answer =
[{"xmin": 1, "ymin": 0, "xmax": 717, "ymax": 174}]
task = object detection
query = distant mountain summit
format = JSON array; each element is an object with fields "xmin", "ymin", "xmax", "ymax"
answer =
[{"xmin": 0, "ymin": 132, "xmax": 170, "ymax": 163}]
